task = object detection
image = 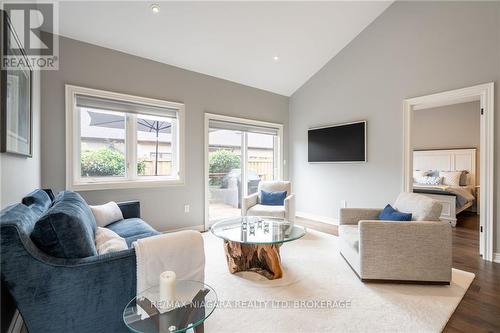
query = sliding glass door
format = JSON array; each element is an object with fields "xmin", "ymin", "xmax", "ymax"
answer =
[
  {"xmin": 206, "ymin": 116, "xmax": 282, "ymax": 226},
  {"xmin": 208, "ymin": 129, "xmax": 243, "ymax": 221},
  {"xmin": 246, "ymin": 132, "xmax": 278, "ymax": 196}
]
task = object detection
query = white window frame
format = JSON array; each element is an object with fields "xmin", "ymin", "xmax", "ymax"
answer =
[{"xmin": 65, "ymin": 85, "xmax": 185, "ymax": 191}]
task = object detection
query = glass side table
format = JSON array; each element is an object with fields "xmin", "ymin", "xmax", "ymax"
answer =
[
  {"xmin": 211, "ymin": 216, "xmax": 306, "ymax": 280},
  {"xmin": 123, "ymin": 280, "xmax": 217, "ymax": 333}
]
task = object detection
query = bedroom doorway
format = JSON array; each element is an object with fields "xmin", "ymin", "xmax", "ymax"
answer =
[{"xmin": 403, "ymin": 83, "xmax": 495, "ymax": 262}]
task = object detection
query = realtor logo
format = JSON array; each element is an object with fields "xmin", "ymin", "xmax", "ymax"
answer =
[{"xmin": 1, "ymin": 2, "xmax": 59, "ymax": 70}]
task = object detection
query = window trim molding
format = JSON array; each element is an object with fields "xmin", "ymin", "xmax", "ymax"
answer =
[{"xmin": 65, "ymin": 84, "xmax": 185, "ymax": 191}]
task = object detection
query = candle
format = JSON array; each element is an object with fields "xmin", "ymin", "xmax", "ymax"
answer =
[{"xmin": 159, "ymin": 271, "xmax": 176, "ymax": 312}]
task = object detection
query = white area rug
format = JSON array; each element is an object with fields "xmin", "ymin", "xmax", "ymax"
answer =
[{"xmin": 203, "ymin": 229, "xmax": 474, "ymax": 333}]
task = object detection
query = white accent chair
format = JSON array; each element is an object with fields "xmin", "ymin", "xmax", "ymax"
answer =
[
  {"xmin": 242, "ymin": 181, "xmax": 295, "ymax": 222},
  {"xmin": 339, "ymin": 192, "xmax": 452, "ymax": 284}
]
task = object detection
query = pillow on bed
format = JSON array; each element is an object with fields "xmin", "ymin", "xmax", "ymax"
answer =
[
  {"xmin": 427, "ymin": 170, "xmax": 440, "ymax": 177},
  {"xmin": 413, "ymin": 170, "xmax": 429, "ymax": 180},
  {"xmin": 459, "ymin": 170, "xmax": 469, "ymax": 186},
  {"xmin": 415, "ymin": 176, "xmax": 443, "ymax": 185},
  {"xmin": 439, "ymin": 171, "xmax": 462, "ymax": 186}
]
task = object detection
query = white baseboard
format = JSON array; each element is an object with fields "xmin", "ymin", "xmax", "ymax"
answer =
[
  {"xmin": 296, "ymin": 211, "xmax": 339, "ymax": 225},
  {"xmin": 162, "ymin": 224, "xmax": 205, "ymax": 233},
  {"xmin": 494, "ymin": 252, "xmax": 500, "ymax": 264}
]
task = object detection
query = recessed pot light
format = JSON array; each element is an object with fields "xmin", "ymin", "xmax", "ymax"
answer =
[
  {"xmin": 151, "ymin": 4, "xmax": 160, "ymax": 13},
  {"xmin": 273, "ymin": 55, "xmax": 280, "ymax": 62}
]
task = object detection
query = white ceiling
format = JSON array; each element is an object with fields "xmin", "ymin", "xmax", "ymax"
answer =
[{"xmin": 57, "ymin": 1, "xmax": 392, "ymax": 96}]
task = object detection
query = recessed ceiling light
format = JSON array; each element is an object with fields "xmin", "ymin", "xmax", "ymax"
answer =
[
  {"xmin": 273, "ymin": 55, "xmax": 280, "ymax": 62},
  {"xmin": 151, "ymin": 4, "xmax": 160, "ymax": 14}
]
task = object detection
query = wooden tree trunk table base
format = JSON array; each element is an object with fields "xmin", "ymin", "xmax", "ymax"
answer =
[{"xmin": 223, "ymin": 240, "xmax": 283, "ymax": 280}]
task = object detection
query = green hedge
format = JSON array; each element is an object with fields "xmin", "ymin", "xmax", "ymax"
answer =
[
  {"xmin": 81, "ymin": 147, "xmax": 125, "ymax": 177},
  {"xmin": 209, "ymin": 150, "xmax": 240, "ymax": 186},
  {"xmin": 81, "ymin": 147, "xmax": 147, "ymax": 177}
]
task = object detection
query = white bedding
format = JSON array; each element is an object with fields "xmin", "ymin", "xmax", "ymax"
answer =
[
  {"xmin": 413, "ymin": 184, "xmax": 449, "ymax": 191},
  {"xmin": 413, "ymin": 184, "xmax": 475, "ymax": 208}
]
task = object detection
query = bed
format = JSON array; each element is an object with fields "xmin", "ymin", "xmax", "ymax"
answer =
[{"xmin": 412, "ymin": 148, "xmax": 477, "ymax": 227}]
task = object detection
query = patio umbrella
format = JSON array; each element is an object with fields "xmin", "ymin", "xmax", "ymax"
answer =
[{"xmin": 87, "ymin": 111, "xmax": 171, "ymax": 175}]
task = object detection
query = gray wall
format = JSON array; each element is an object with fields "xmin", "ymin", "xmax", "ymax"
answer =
[
  {"xmin": 0, "ymin": 71, "xmax": 41, "ymax": 208},
  {"xmin": 289, "ymin": 1, "xmax": 500, "ymax": 250},
  {"xmin": 412, "ymin": 101, "xmax": 480, "ymax": 150},
  {"xmin": 41, "ymin": 36, "xmax": 288, "ymax": 232},
  {"xmin": 412, "ymin": 101, "xmax": 481, "ymax": 184}
]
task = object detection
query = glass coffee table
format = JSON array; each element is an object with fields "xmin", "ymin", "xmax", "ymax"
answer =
[
  {"xmin": 211, "ymin": 216, "xmax": 306, "ymax": 280},
  {"xmin": 123, "ymin": 280, "xmax": 217, "ymax": 333}
]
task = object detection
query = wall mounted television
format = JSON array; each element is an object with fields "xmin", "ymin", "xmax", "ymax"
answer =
[{"xmin": 308, "ymin": 121, "xmax": 366, "ymax": 163}]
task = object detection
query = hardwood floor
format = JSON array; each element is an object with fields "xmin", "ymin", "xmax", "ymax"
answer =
[
  {"xmin": 444, "ymin": 212, "xmax": 500, "ymax": 333},
  {"xmin": 296, "ymin": 213, "xmax": 500, "ymax": 333}
]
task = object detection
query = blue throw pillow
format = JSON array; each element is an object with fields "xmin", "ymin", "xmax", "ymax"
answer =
[
  {"xmin": 260, "ymin": 190, "xmax": 287, "ymax": 206},
  {"xmin": 379, "ymin": 204, "xmax": 412, "ymax": 221},
  {"xmin": 22, "ymin": 189, "xmax": 52, "ymax": 216},
  {"xmin": 31, "ymin": 191, "xmax": 98, "ymax": 258}
]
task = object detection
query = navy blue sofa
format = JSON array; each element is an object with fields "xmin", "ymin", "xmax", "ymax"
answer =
[{"xmin": 0, "ymin": 189, "xmax": 160, "ymax": 333}]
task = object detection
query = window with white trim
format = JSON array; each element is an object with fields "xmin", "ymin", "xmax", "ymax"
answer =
[{"xmin": 66, "ymin": 85, "xmax": 184, "ymax": 190}]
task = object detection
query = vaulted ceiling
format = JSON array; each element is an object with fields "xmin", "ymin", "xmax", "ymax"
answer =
[{"xmin": 58, "ymin": 1, "xmax": 392, "ymax": 96}]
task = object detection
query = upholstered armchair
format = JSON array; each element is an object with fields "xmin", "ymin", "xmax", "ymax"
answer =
[
  {"xmin": 242, "ymin": 181, "xmax": 295, "ymax": 222},
  {"xmin": 339, "ymin": 192, "xmax": 452, "ymax": 284}
]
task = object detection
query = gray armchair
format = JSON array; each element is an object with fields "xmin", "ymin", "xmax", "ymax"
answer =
[
  {"xmin": 242, "ymin": 181, "xmax": 295, "ymax": 222},
  {"xmin": 339, "ymin": 192, "xmax": 452, "ymax": 284}
]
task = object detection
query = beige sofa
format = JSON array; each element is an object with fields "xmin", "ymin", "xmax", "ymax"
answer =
[
  {"xmin": 242, "ymin": 181, "xmax": 295, "ymax": 222},
  {"xmin": 339, "ymin": 192, "xmax": 452, "ymax": 284}
]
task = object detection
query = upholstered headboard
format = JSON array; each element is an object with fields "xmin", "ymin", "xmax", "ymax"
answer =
[{"xmin": 413, "ymin": 148, "xmax": 477, "ymax": 186}]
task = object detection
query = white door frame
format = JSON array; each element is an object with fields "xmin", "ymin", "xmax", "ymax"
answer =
[
  {"xmin": 403, "ymin": 82, "xmax": 495, "ymax": 261},
  {"xmin": 204, "ymin": 113, "xmax": 284, "ymax": 230}
]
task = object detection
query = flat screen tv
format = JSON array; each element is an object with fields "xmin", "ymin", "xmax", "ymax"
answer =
[{"xmin": 308, "ymin": 121, "xmax": 366, "ymax": 163}]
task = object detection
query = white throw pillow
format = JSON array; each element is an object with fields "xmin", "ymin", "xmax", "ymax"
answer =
[
  {"xmin": 90, "ymin": 201, "xmax": 124, "ymax": 227},
  {"xmin": 415, "ymin": 176, "xmax": 443, "ymax": 185},
  {"xmin": 394, "ymin": 192, "xmax": 442, "ymax": 221},
  {"xmin": 439, "ymin": 171, "xmax": 462, "ymax": 186},
  {"xmin": 95, "ymin": 227, "xmax": 128, "ymax": 254},
  {"xmin": 413, "ymin": 170, "xmax": 428, "ymax": 181}
]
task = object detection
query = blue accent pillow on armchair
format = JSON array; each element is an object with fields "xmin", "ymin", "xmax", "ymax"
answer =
[
  {"xmin": 260, "ymin": 190, "xmax": 287, "ymax": 206},
  {"xmin": 379, "ymin": 204, "xmax": 412, "ymax": 221}
]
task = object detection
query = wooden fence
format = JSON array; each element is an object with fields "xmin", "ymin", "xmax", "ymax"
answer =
[
  {"xmin": 142, "ymin": 160, "xmax": 172, "ymax": 176},
  {"xmin": 208, "ymin": 160, "xmax": 274, "ymax": 182},
  {"xmin": 141, "ymin": 158, "xmax": 273, "ymax": 179},
  {"xmin": 248, "ymin": 158, "xmax": 274, "ymax": 181}
]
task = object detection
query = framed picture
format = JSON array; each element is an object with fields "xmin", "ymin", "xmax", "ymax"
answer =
[{"xmin": 0, "ymin": 10, "xmax": 33, "ymax": 157}]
